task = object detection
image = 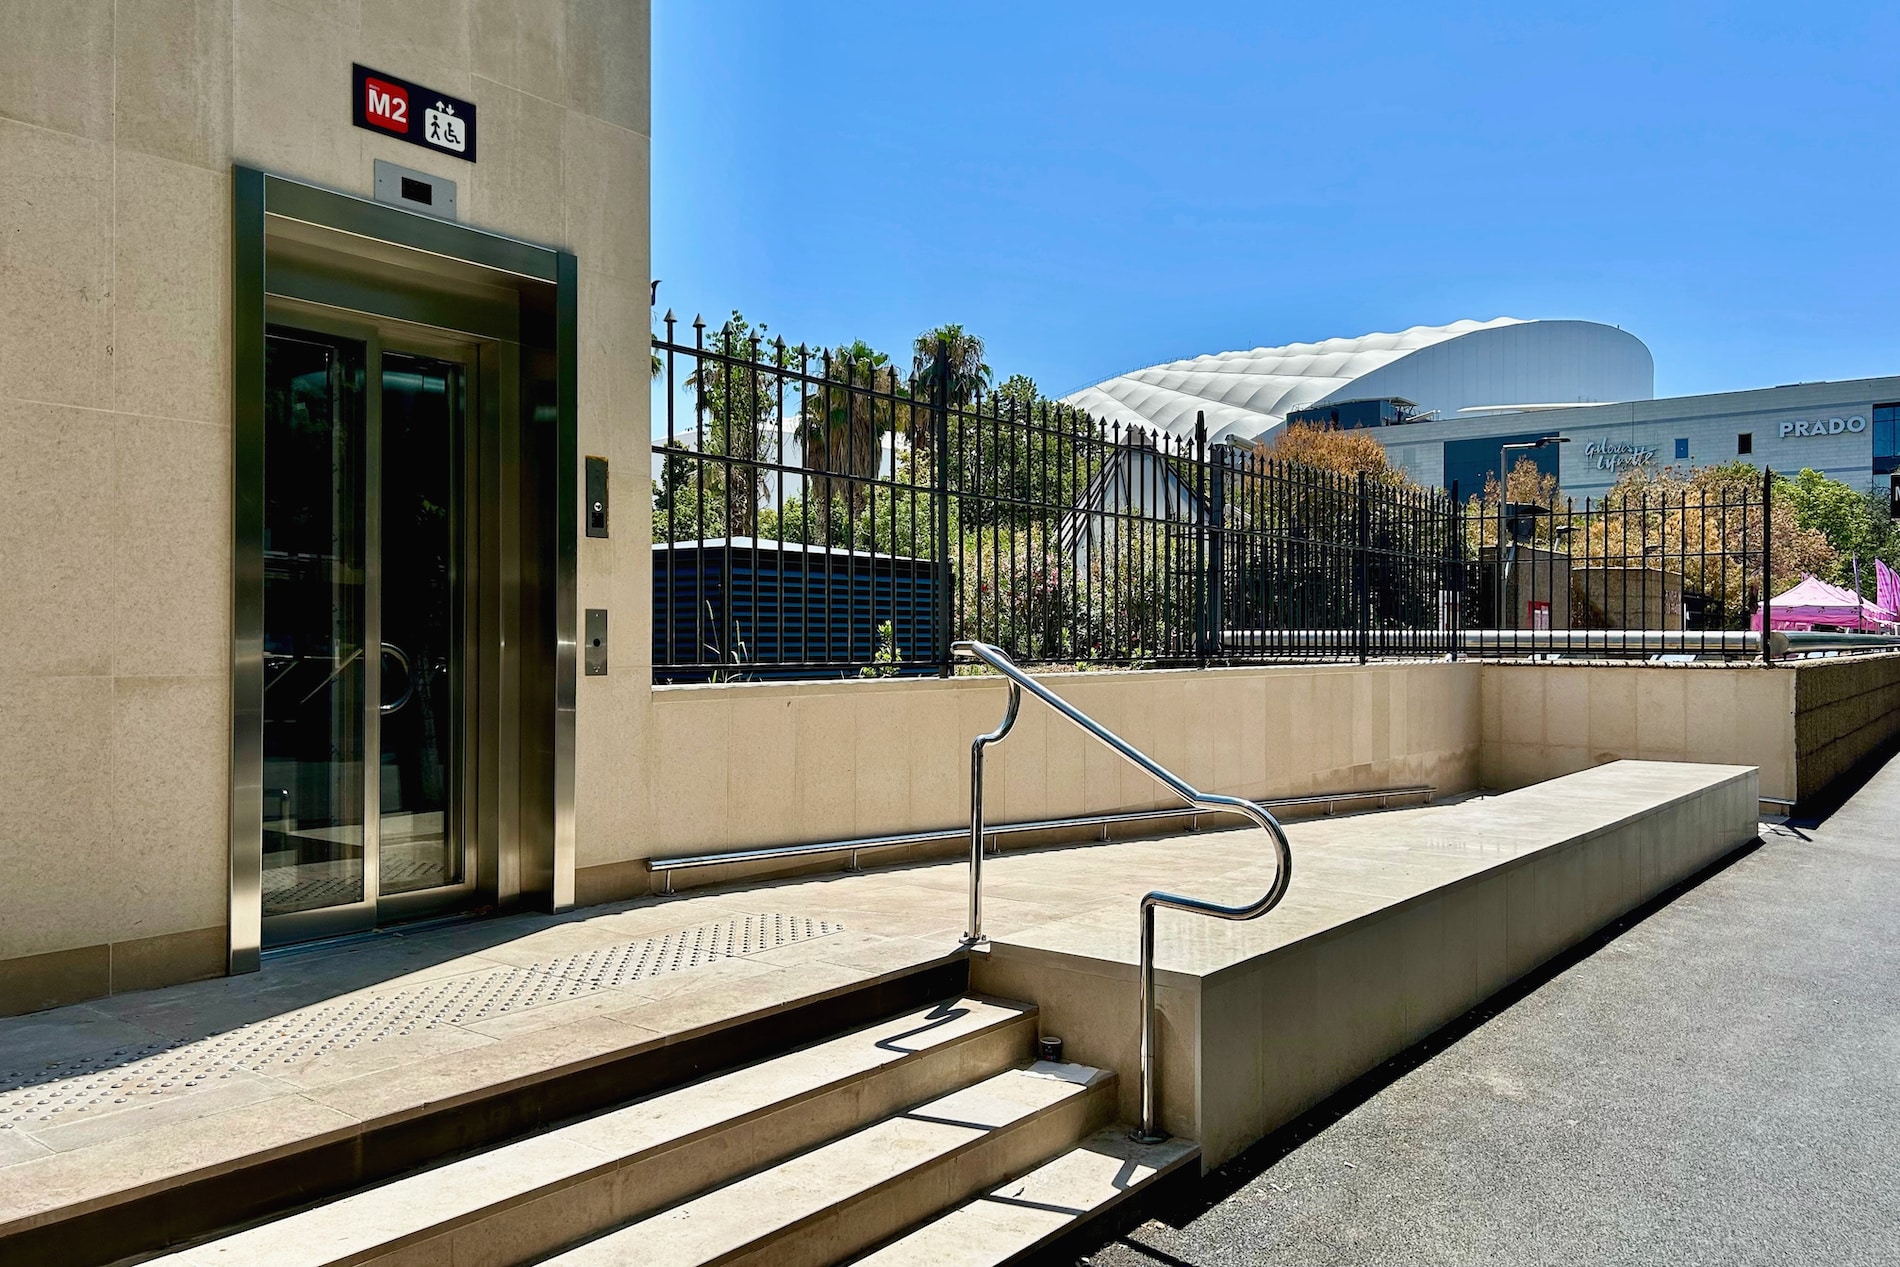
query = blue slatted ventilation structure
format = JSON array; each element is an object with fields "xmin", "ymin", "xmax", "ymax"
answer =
[{"xmin": 653, "ymin": 538, "xmax": 938, "ymax": 683}]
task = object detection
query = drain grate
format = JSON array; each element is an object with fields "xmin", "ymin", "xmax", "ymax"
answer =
[{"xmin": 0, "ymin": 913, "xmax": 841, "ymax": 1130}]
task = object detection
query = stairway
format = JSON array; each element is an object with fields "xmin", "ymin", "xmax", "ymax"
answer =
[{"xmin": 149, "ymin": 994, "xmax": 1195, "ymax": 1267}]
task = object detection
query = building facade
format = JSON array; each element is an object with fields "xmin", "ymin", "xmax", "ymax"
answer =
[
  {"xmin": 1067, "ymin": 319, "xmax": 1900, "ymax": 499},
  {"xmin": 1, "ymin": 1, "xmax": 653, "ymax": 1011},
  {"xmin": 1374, "ymin": 378, "xmax": 1900, "ymax": 499}
]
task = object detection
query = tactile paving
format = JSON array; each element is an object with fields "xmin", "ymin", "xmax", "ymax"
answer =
[{"xmin": 0, "ymin": 913, "xmax": 841, "ymax": 1131}]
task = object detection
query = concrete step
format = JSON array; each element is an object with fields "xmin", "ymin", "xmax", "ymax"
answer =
[
  {"xmin": 8, "ymin": 957, "xmax": 972, "ymax": 1267},
  {"xmin": 851, "ymin": 1127, "xmax": 1200, "ymax": 1266},
  {"xmin": 544, "ymin": 1061, "xmax": 1118, "ymax": 1267},
  {"xmin": 152, "ymin": 996, "xmax": 1036, "ymax": 1267}
]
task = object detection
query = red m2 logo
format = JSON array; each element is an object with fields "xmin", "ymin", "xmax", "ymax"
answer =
[{"xmin": 363, "ymin": 77, "xmax": 408, "ymax": 132}]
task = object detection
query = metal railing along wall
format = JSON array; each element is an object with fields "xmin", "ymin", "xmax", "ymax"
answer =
[
  {"xmin": 645, "ymin": 786, "xmax": 1429, "ymax": 891},
  {"xmin": 652, "ymin": 318, "xmax": 1883, "ymax": 678},
  {"xmin": 953, "ymin": 641, "xmax": 1294, "ymax": 1143}
]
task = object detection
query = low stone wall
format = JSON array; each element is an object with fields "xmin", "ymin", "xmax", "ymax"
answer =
[
  {"xmin": 973, "ymin": 761, "xmax": 1760, "ymax": 1168},
  {"xmin": 582, "ymin": 660, "xmax": 1485, "ymax": 901},
  {"xmin": 1479, "ymin": 654, "xmax": 1900, "ymax": 806},
  {"xmin": 1793, "ymin": 653, "xmax": 1900, "ymax": 801},
  {"xmin": 1480, "ymin": 662, "xmax": 1794, "ymax": 799}
]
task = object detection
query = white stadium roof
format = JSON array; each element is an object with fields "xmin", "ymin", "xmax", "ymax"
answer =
[{"xmin": 1062, "ymin": 318, "xmax": 1654, "ymax": 446}]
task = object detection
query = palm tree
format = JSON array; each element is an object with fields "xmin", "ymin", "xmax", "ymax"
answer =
[
  {"xmin": 797, "ymin": 340, "xmax": 910, "ymax": 519},
  {"xmin": 912, "ymin": 323, "xmax": 991, "ymax": 408}
]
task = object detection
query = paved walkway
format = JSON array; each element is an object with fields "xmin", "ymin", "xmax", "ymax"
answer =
[
  {"xmin": 1088, "ymin": 753, "xmax": 1900, "ymax": 1267},
  {"xmin": 0, "ymin": 798, "xmax": 1471, "ymax": 1234}
]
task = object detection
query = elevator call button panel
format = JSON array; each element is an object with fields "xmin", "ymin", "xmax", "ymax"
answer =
[
  {"xmin": 584, "ymin": 609, "xmax": 609, "ymax": 676},
  {"xmin": 586, "ymin": 456, "xmax": 609, "ymax": 538}
]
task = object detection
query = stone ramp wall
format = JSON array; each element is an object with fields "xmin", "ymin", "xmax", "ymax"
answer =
[{"xmin": 974, "ymin": 761, "xmax": 1761, "ymax": 1169}]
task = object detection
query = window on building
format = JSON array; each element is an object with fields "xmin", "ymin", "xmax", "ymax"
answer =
[
  {"xmin": 1674, "ymin": 438, "xmax": 1689, "ymax": 460},
  {"xmin": 1439, "ymin": 431, "xmax": 1563, "ymax": 498},
  {"xmin": 1738, "ymin": 432, "xmax": 1753, "ymax": 455},
  {"xmin": 1875, "ymin": 403, "xmax": 1900, "ymax": 476}
]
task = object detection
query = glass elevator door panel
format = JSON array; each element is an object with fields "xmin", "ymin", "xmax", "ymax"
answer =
[
  {"xmin": 378, "ymin": 354, "xmax": 463, "ymax": 896},
  {"xmin": 261, "ymin": 334, "xmax": 368, "ymax": 918}
]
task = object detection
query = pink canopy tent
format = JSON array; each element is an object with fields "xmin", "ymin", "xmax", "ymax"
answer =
[{"xmin": 1753, "ymin": 572, "xmax": 1900, "ymax": 632}]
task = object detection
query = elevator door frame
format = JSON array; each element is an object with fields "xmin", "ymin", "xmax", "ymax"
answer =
[
  {"xmin": 232, "ymin": 168, "xmax": 578, "ymax": 971},
  {"xmin": 258, "ymin": 308, "xmax": 485, "ymax": 946}
]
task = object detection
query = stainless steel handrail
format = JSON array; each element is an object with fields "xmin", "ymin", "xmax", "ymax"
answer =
[
  {"xmin": 952, "ymin": 640, "xmax": 1294, "ymax": 1143},
  {"xmin": 966, "ymin": 674, "xmax": 1021, "ymax": 944},
  {"xmin": 644, "ymin": 784, "xmax": 1427, "ymax": 889}
]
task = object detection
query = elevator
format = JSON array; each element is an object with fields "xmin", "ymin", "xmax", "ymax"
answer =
[{"xmin": 231, "ymin": 171, "xmax": 577, "ymax": 963}]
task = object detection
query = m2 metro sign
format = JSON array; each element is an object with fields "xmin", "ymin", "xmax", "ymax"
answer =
[{"xmin": 352, "ymin": 64, "xmax": 477, "ymax": 162}]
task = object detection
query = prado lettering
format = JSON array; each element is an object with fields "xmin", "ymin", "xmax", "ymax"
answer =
[
  {"xmin": 1582, "ymin": 438, "xmax": 1658, "ymax": 472},
  {"xmin": 1778, "ymin": 416, "xmax": 1867, "ymax": 439}
]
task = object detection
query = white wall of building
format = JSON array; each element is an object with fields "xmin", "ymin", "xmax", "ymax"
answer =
[
  {"xmin": 1066, "ymin": 318, "xmax": 1652, "ymax": 447},
  {"xmin": 1325, "ymin": 319, "xmax": 1653, "ymax": 424}
]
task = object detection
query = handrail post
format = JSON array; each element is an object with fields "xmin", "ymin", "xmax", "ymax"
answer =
[
  {"xmin": 966, "ymin": 677, "xmax": 1020, "ymax": 944},
  {"xmin": 1134, "ymin": 898, "xmax": 1162, "ymax": 1143},
  {"xmin": 951, "ymin": 639, "xmax": 1293, "ymax": 1145}
]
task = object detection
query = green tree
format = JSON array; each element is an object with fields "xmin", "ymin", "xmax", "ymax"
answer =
[
  {"xmin": 994, "ymin": 373, "xmax": 1039, "ymax": 412},
  {"xmin": 912, "ymin": 323, "xmax": 992, "ymax": 409},
  {"xmin": 795, "ymin": 340, "xmax": 912, "ymax": 520},
  {"xmin": 686, "ymin": 311, "xmax": 795, "ymax": 539},
  {"xmin": 1781, "ymin": 467, "xmax": 1899, "ymax": 593},
  {"xmin": 651, "ymin": 439, "xmax": 719, "ymax": 542},
  {"xmin": 950, "ymin": 371, "xmax": 1097, "ymax": 530}
]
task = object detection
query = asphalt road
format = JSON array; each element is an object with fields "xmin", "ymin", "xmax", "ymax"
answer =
[{"xmin": 1082, "ymin": 753, "xmax": 1900, "ymax": 1267}]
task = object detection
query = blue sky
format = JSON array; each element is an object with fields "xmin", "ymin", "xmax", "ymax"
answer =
[{"xmin": 652, "ymin": 2, "xmax": 1900, "ymax": 406}]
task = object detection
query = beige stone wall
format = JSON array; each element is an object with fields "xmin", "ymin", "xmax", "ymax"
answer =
[
  {"xmin": 1479, "ymin": 654, "xmax": 1900, "ymax": 804},
  {"xmin": 1480, "ymin": 660, "xmax": 1801, "ymax": 800},
  {"xmin": 1187, "ymin": 761, "xmax": 1759, "ymax": 1166},
  {"xmin": 572, "ymin": 660, "xmax": 1486, "ymax": 900},
  {"xmin": 0, "ymin": 0, "xmax": 650, "ymax": 1012},
  {"xmin": 1793, "ymin": 653, "xmax": 1900, "ymax": 801},
  {"xmin": 972, "ymin": 761, "xmax": 1761, "ymax": 1167}
]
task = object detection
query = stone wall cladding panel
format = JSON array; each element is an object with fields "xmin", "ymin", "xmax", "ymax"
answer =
[{"xmin": 2, "ymin": 0, "xmax": 653, "ymax": 1007}]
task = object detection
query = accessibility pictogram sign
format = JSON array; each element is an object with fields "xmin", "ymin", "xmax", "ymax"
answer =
[{"xmin": 352, "ymin": 64, "xmax": 477, "ymax": 162}]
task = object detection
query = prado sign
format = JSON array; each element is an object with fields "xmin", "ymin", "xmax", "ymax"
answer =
[
  {"xmin": 1778, "ymin": 416, "xmax": 1866, "ymax": 439},
  {"xmin": 1583, "ymin": 438, "xmax": 1658, "ymax": 472}
]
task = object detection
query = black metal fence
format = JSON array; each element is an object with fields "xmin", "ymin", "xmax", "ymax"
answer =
[
  {"xmin": 650, "ymin": 316, "xmax": 1787, "ymax": 681},
  {"xmin": 1461, "ymin": 469, "xmax": 1784, "ymax": 658}
]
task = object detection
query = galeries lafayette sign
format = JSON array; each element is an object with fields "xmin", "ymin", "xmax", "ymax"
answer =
[
  {"xmin": 1778, "ymin": 416, "xmax": 1867, "ymax": 438},
  {"xmin": 1583, "ymin": 439, "xmax": 1657, "ymax": 471}
]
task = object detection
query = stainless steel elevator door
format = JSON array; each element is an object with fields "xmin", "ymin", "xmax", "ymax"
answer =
[
  {"xmin": 376, "ymin": 353, "xmax": 463, "ymax": 897},
  {"xmin": 260, "ymin": 333, "xmax": 369, "ymax": 919},
  {"xmin": 260, "ymin": 327, "xmax": 474, "ymax": 941}
]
